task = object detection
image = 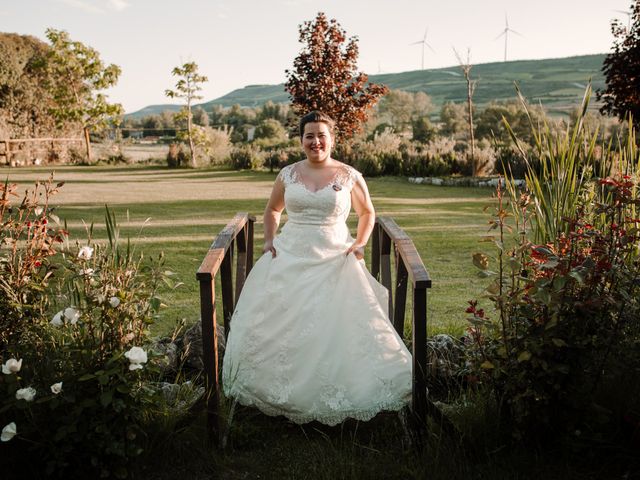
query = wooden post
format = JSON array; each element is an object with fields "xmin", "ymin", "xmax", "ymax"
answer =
[
  {"xmin": 198, "ymin": 271, "xmax": 221, "ymax": 445},
  {"xmin": 235, "ymin": 226, "xmax": 248, "ymax": 303},
  {"xmin": 83, "ymin": 127, "xmax": 92, "ymax": 163},
  {"xmin": 380, "ymin": 231, "xmax": 393, "ymax": 322},
  {"xmin": 393, "ymin": 247, "xmax": 409, "ymax": 337},
  {"xmin": 220, "ymin": 243, "xmax": 234, "ymax": 341},
  {"xmin": 247, "ymin": 218, "xmax": 255, "ymax": 277},
  {"xmin": 371, "ymin": 223, "xmax": 380, "ymax": 280},
  {"xmin": 412, "ymin": 287, "xmax": 428, "ymax": 428}
]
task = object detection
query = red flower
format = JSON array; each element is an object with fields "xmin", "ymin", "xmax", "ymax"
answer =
[{"xmin": 34, "ymin": 261, "xmax": 41, "ymax": 267}]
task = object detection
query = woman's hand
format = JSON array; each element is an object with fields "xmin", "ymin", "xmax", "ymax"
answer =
[
  {"xmin": 345, "ymin": 243, "xmax": 365, "ymax": 260},
  {"xmin": 263, "ymin": 240, "xmax": 277, "ymax": 258}
]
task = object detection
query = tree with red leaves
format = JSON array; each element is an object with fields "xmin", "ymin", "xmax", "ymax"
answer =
[
  {"xmin": 285, "ymin": 12, "xmax": 388, "ymax": 140},
  {"xmin": 598, "ymin": 1, "xmax": 640, "ymax": 119}
]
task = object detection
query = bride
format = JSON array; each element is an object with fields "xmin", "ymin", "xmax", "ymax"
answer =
[{"xmin": 222, "ymin": 111, "xmax": 412, "ymax": 425}]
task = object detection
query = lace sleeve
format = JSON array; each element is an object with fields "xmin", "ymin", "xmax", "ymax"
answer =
[
  {"xmin": 276, "ymin": 164, "xmax": 294, "ymax": 186},
  {"xmin": 345, "ymin": 165, "xmax": 363, "ymax": 191}
]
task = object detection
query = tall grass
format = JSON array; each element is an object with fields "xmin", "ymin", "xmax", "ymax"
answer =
[{"xmin": 502, "ymin": 84, "xmax": 610, "ymax": 243}]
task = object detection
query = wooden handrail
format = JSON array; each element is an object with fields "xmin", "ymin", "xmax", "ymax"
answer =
[
  {"xmin": 371, "ymin": 216, "xmax": 432, "ymax": 431},
  {"xmin": 197, "ymin": 212, "xmax": 434, "ymax": 445},
  {"xmin": 196, "ymin": 212, "xmax": 255, "ymax": 445}
]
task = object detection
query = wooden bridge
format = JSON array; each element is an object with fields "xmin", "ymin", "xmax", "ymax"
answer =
[{"xmin": 196, "ymin": 213, "xmax": 433, "ymax": 445}]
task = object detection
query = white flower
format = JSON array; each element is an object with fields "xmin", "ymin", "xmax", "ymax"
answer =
[
  {"xmin": 63, "ymin": 307, "xmax": 80, "ymax": 325},
  {"xmin": 124, "ymin": 346, "xmax": 147, "ymax": 371},
  {"xmin": 80, "ymin": 268, "xmax": 94, "ymax": 276},
  {"xmin": 77, "ymin": 246, "xmax": 94, "ymax": 260},
  {"xmin": 15, "ymin": 387, "xmax": 36, "ymax": 402},
  {"xmin": 50, "ymin": 310, "xmax": 64, "ymax": 327},
  {"xmin": 2, "ymin": 358, "xmax": 22, "ymax": 375},
  {"xmin": 109, "ymin": 296, "xmax": 121, "ymax": 308},
  {"xmin": 1, "ymin": 422, "xmax": 16, "ymax": 442},
  {"xmin": 34, "ymin": 207, "xmax": 43, "ymax": 216},
  {"xmin": 50, "ymin": 382, "xmax": 63, "ymax": 394}
]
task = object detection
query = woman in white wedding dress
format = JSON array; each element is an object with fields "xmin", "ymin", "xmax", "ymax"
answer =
[{"xmin": 222, "ymin": 111, "xmax": 412, "ymax": 426}]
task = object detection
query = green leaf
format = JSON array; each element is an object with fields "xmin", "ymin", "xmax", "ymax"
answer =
[
  {"xmin": 480, "ymin": 360, "xmax": 495, "ymax": 370},
  {"xmin": 569, "ymin": 270, "xmax": 585, "ymax": 284},
  {"xmin": 517, "ymin": 351, "xmax": 532, "ymax": 362},
  {"xmin": 77, "ymin": 373, "xmax": 95, "ymax": 381},
  {"xmin": 551, "ymin": 338, "xmax": 567, "ymax": 347},
  {"xmin": 100, "ymin": 391, "xmax": 113, "ymax": 407},
  {"xmin": 552, "ymin": 276, "xmax": 567, "ymax": 290}
]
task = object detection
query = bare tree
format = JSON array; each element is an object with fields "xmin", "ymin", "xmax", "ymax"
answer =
[{"xmin": 454, "ymin": 48, "xmax": 478, "ymax": 175}]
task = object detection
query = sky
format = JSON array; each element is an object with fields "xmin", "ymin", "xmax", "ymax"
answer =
[{"xmin": 1, "ymin": 0, "xmax": 633, "ymax": 113}]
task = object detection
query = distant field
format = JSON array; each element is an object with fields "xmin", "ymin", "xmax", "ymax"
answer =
[{"xmin": 4, "ymin": 165, "xmax": 493, "ymax": 338}]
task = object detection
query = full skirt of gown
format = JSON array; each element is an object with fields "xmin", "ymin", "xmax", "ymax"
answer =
[{"xmin": 221, "ymin": 163, "xmax": 412, "ymax": 426}]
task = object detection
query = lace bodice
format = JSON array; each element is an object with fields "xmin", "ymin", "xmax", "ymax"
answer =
[{"xmin": 278, "ymin": 162, "xmax": 362, "ymax": 226}]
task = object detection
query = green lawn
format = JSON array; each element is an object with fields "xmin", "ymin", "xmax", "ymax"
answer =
[
  {"xmin": 5, "ymin": 164, "xmax": 492, "ymax": 339},
  {"xmin": 5, "ymin": 164, "xmax": 636, "ymax": 479}
]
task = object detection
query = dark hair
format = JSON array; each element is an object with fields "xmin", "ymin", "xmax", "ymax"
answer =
[{"xmin": 298, "ymin": 111, "xmax": 336, "ymax": 139}]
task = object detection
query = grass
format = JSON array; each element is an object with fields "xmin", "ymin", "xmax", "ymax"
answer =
[
  {"xmin": 4, "ymin": 164, "xmax": 639, "ymax": 479},
  {"xmin": 5, "ymin": 164, "xmax": 492, "ymax": 339}
]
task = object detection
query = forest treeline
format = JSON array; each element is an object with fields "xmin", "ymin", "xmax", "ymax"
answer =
[{"xmin": 0, "ymin": 31, "xmax": 624, "ymax": 177}]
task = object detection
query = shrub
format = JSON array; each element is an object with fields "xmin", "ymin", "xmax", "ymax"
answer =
[
  {"xmin": 465, "ymin": 101, "xmax": 640, "ymax": 441},
  {"xmin": 166, "ymin": 143, "xmax": 188, "ymax": 168},
  {"xmin": 0, "ymin": 179, "xmax": 175, "ymax": 477},
  {"xmin": 465, "ymin": 175, "xmax": 640, "ymax": 440},
  {"xmin": 401, "ymin": 137, "xmax": 462, "ymax": 177},
  {"xmin": 193, "ymin": 125, "xmax": 233, "ymax": 166},
  {"xmin": 229, "ymin": 144, "xmax": 264, "ymax": 170}
]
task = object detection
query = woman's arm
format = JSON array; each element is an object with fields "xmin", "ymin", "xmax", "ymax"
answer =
[
  {"xmin": 346, "ymin": 174, "xmax": 375, "ymax": 260},
  {"xmin": 263, "ymin": 176, "xmax": 286, "ymax": 257}
]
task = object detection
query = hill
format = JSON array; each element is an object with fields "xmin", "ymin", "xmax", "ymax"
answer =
[{"xmin": 126, "ymin": 53, "xmax": 606, "ymax": 118}]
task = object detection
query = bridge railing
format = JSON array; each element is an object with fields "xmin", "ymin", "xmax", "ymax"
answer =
[
  {"xmin": 196, "ymin": 213, "xmax": 431, "ymax": 444},
  {"xmin": 196, "ymin": 212, "xmax": 255, "ymax": 444}
]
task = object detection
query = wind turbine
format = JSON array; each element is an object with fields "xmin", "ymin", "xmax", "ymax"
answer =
[
  {"xmin": 495, "ymin": 14, "xmax": 522, "ymax": 62},
  {"xmin": 410, "ymin": 28, "xmax": 435, "ymax": 70},
  {"xmin": 614, "ymin": 9, "xmax": 632, "ymax": 29}
]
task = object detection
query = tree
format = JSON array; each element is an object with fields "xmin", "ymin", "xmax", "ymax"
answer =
[
  {"xmin": 165, "ymin": 62, "xmax": 208, "ymax": 168},
  {"xmin": 598, "ymin": 1, "xmax": 640, "ymax": 119},
  {"xmin": 439, "ymin": 102, "xmax": 469, "ymax": 138},
  {"xmin": 377, "ymin": 89, "xmax": 433, "ymax": 130},
  {"xmin": 192, "ymin": 106, "xmax": 210, "ymax": 127},
  {"xmin": 285, "ymin": 12, "xmax": 388, "ymax": 140},
  {"xmin": 0, "ymin": 33, "xmax": 55, "ymax": 138},
  {"xmin": 44, "ymin": 29, "xmax": 122, "ymax": 162},
  {"xmin": 254, "ymin": 118, "xmax": 289, "ymax": 147},
  {"xmin": 411, "ymin": 117, "xmax": 436, "ymax": 143},
  {"xmin": 454, "ymin": 48, "xmax": 478, "ymax": 175}
]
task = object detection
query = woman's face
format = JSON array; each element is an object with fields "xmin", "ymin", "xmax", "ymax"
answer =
[{"xmin": 301, "ymin": 122, "xmax": 333, "ymax": 164}]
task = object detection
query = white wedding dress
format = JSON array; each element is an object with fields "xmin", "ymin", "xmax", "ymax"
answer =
[{"xmin": 222, "ymin": 162, "xmax": 412, "ymax": 426}]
